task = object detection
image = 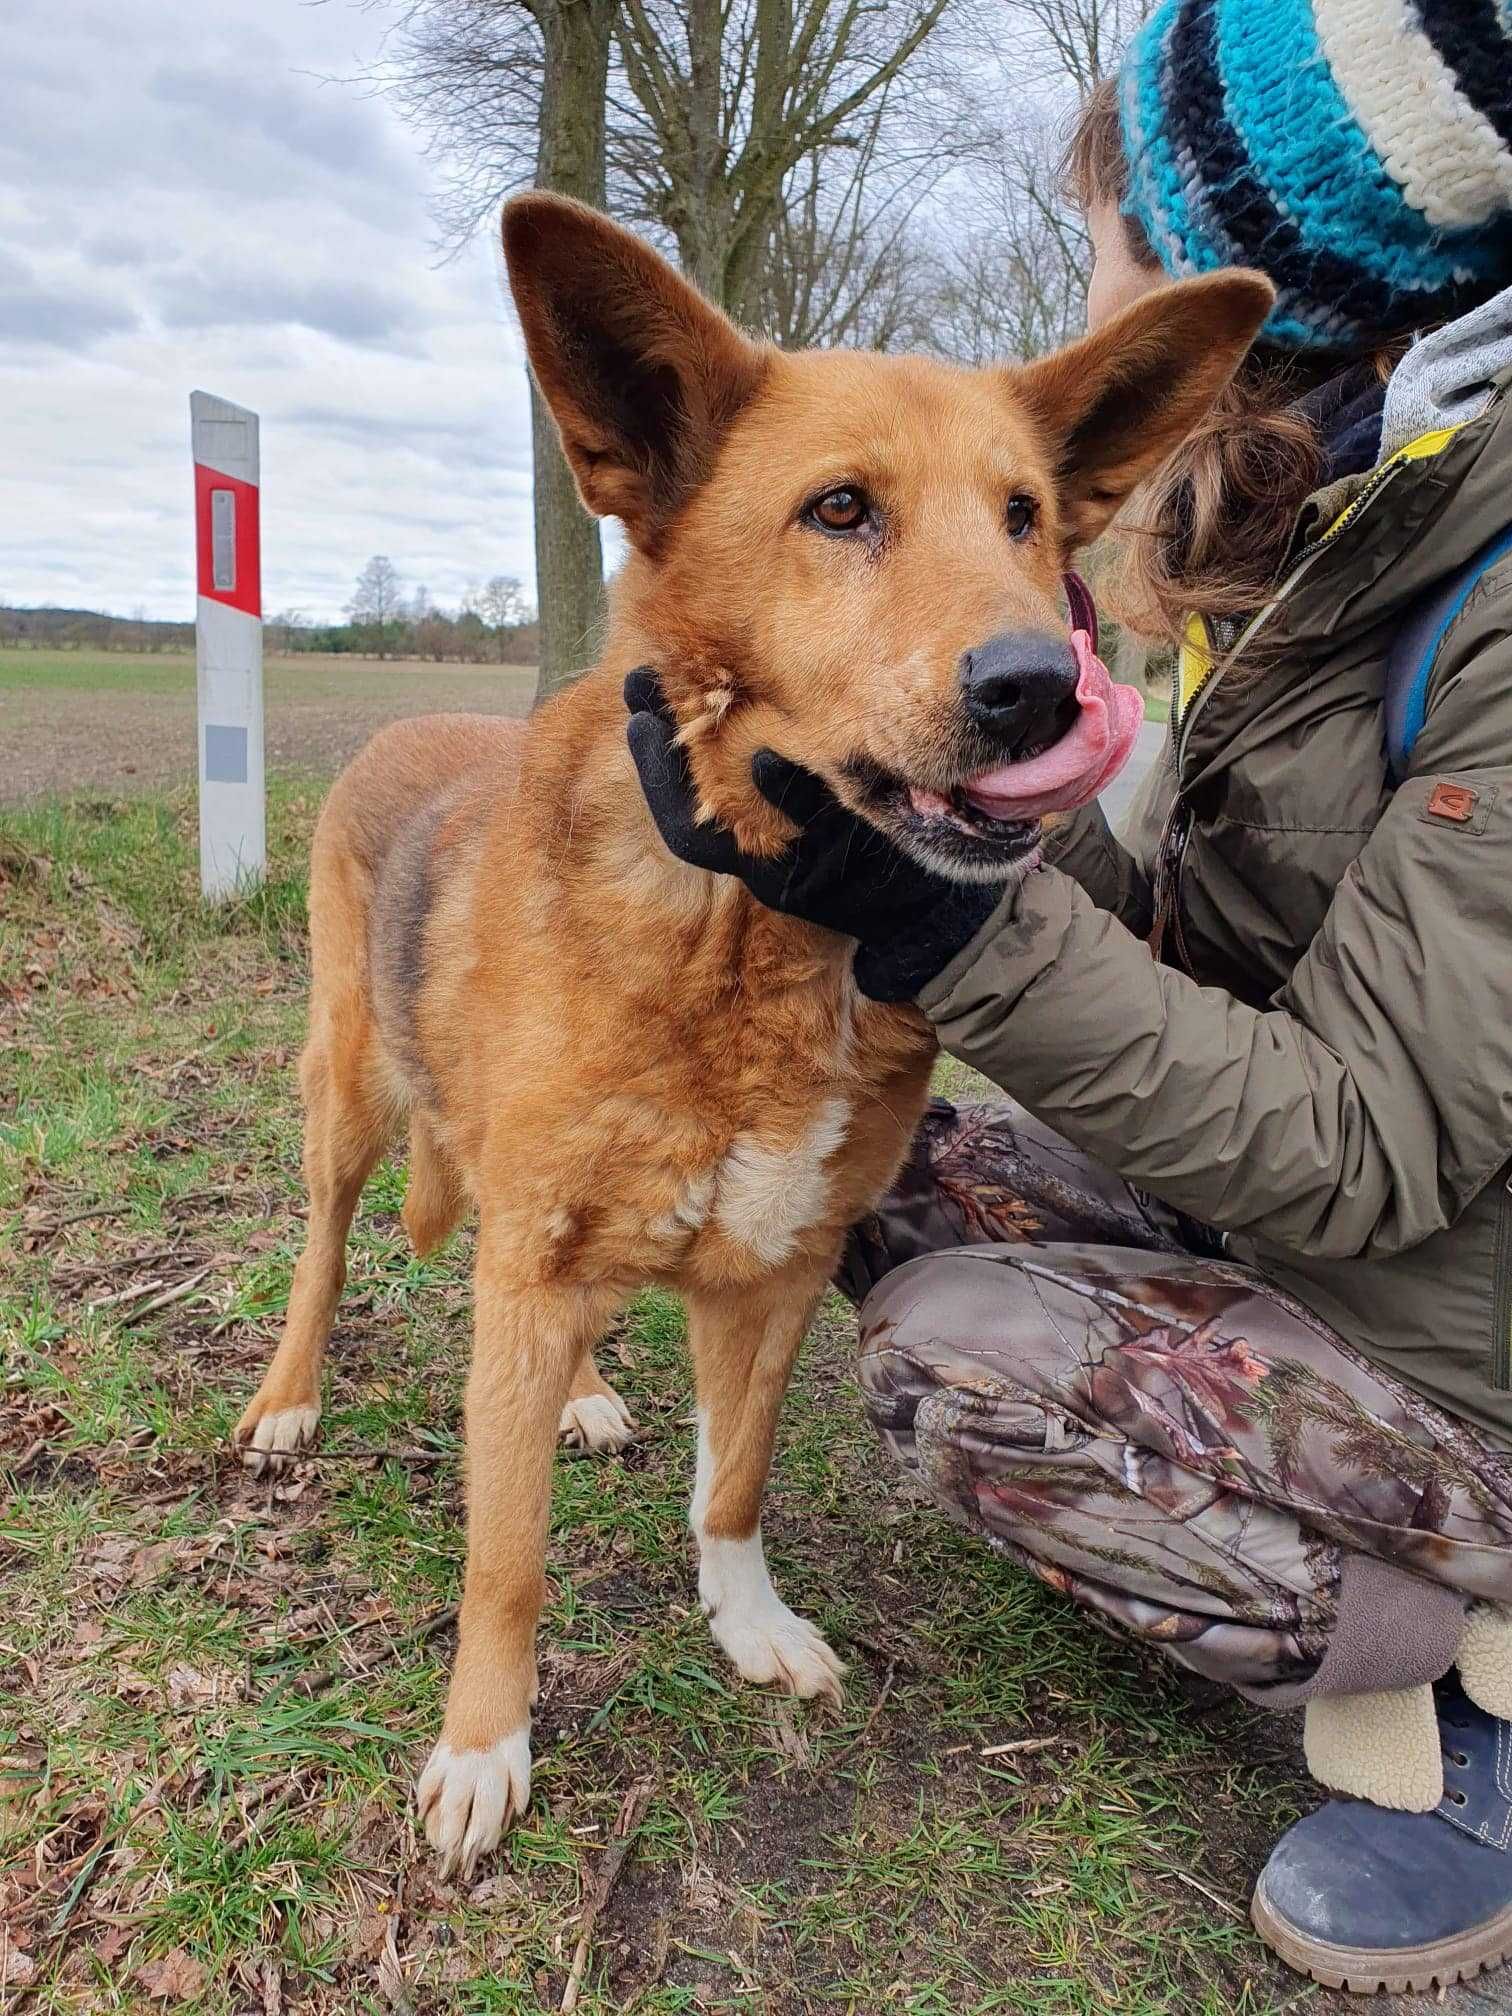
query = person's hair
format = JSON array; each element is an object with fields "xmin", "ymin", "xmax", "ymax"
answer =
[{"xmin": 1061, "ymin": 80, "xmax": 1388, "ymax": 647}]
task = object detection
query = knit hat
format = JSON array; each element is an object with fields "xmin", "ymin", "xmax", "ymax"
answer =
[{"xmin": 1118, "ymin": 0, "xmax": 1512, "ymax": 350}]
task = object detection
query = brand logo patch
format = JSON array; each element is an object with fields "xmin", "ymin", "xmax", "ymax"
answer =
[{"xmin": 1426, "ymin": 782, "xmax": 1479, "ymax": 825}]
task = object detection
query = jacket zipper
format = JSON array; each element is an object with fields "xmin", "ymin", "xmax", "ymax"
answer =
[
  {"xmin": 1176, "ymin": 457, "xmax": 1409, "ymax": 766},
  {"xmin": 1494, "ymin": 1168, "xmax": 1512, "ymax": 1391},
  {"xmin": 1150, "ymin": 458, "xmax": 1413, "ymax": 968}
]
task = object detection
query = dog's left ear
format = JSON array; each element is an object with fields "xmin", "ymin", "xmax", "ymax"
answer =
[
  {"xmin": 1010, "ymin": 271, "xmax": 1275, "ymax": 550},
  {"xmin": 502, "ymin": 194, "xmax": 767, "ymax": 550}
]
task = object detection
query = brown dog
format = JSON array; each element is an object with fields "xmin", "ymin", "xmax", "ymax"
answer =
[{"xmin": 235, "ymin": 194, "xmax": 1270, "ymax": 1876}]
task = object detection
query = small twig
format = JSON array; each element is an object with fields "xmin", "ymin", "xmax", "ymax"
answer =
[
  {"xmin": 297, "ymin": 1446, "xmax": 453, "ymax": 1467},
  {"xmin": 979, "ymin": 1736, "xmax": 1066, "ymax": 1760},
  {"xmin": 9, "ymin": 1438, "xmax": 50, "ymax": 1479},
  {"xmin": 223, "ymin": 1781, "xmax": 304, "ymax": 1854},
  {"xmin": 85, "ymin": 1276, "xmax": 165, "ymax": 1314},
  {"xmin": 1155, "ymin": 1866, "xmax": 1245, "ymax": 1921},
  {"xmin": 49, "ymin": 1204, "xmax": 128, "ymax": 1233},
  {"xmin": 120, "ymin": 1265, "xmax": 216, "ymax": 1324},
  {"xmin": 163, "ymin": 1186, "xmax": 236, "ymax": 1210},
  {"xmin": 842, "ymin": 1626, "xmax": 926, "ymax": 1674},
  {"xmin": 413, "ymin": 1603, "xmax": 460, "ymax": 1644},
  {"xmin": 561, "ymin": 1777, "xmax": 654, "ymax": 2012},
  {"xmin": 273, "ymin": 1604, "xmax": 459, "ymax": 1701},
  {"xmin": 829, "ymin": 1658, "xmax": 899, "ymax": 1769}
]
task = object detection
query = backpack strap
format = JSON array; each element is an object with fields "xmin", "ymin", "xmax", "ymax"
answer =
[{"xmin": 1385, "ymin": 527, "xmax": 1512, "ymax": 782}]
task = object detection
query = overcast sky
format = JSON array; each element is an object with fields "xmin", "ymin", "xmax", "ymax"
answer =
[{"xmin": 2, "ymin": 0, "xmax": 536, "ymax": 622}]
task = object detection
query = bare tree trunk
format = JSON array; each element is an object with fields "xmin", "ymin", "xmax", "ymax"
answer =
[
  {"xmin": 531, "ymin": 0, "xmax": 614, "ymax": 706},
  {"xmin": 530, "ymin": 380, "xmax": 604, "ymax": 703}
]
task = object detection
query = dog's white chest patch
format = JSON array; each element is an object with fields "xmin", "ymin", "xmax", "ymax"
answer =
[{"xmin": 713, "ymin": 1097, "xmax": 851, "ymax": 1266}]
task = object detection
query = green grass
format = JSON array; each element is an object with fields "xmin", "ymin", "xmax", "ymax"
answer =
[
  {"xmin": 1, "ymin": 782, "xmax": 1317, "ymax": 2013},
  {"xmin": 0, "ymin": 648, "xmax": 195, "ymax": 696},
  {"xmin": 0, "ymin": 644, "xmax": 533, "ymax": 701}
]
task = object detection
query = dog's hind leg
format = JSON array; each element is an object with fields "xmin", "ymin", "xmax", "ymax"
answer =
[
  {"xmin": 418, "ymin": 1241, "xmax": 621, "ymax": 1877},
  {"xmin": 401, "ymin": 1108, "xmax": 468, "ymax": 1257},
  {"xmin": 686, "ymin": 1269, "xmax": 845, "ymax": 1702},
  {"xmin": 235, "ymin": 1014, "xmax": 392, "ymax": 1473}
]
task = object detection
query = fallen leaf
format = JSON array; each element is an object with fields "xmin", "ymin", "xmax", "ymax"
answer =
[
  {"xmin": 134, "ymin": 1947, "xmax": 205, "ymax": 2001},
  {"xmin": 165, "ymin": 1665, "xmax": 219, "ymax": 1710},
  {"xmin": 84, "ymin": 1535, "xmax": 138, "ymax": 1585},
  {"xmin": 350, "ymin": 1914, "xmax": 390, "ymax": 1962},
  {"xmin": 0, "ymin": 1931, "xmax": 37, "ymax": 1988},
  {"xmin": 377, "ymin": 1915, "xmax": 413, "ymax": 2013}
]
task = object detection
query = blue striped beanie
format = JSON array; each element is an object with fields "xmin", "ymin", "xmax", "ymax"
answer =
[{"xmin": 1119, "ymin": 0, "xmax": 1512, "ymax": 349}]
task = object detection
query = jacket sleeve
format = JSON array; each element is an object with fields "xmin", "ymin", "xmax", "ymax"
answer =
[{"xmin": 920, "ymin": 579, "xmax": 1512, "ymax": 1261}]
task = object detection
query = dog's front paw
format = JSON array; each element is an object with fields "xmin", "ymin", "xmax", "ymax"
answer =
[
  {"xmin": 706, "ymin": 1584, "xmax": 846, "ymax": 1702},
  {"xmin": 700, "ymin": 1537, "xmax": 845, "ymax": 1702},
  {"xmin": 234, "ymin": 1397, "xmax": 320, "ymax": 1475},
  {"xmin": 416, "ymin": 1729, "xmax": 532, "ymax": 1879},
  {"xmin": 558, "ymin": 1388, "xmax": 637, "ymax": 1454}
]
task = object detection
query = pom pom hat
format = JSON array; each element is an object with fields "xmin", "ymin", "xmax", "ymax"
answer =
[{"xmin": 1119, "ymin": 0, "xmax": 1512, "ymax": 349}]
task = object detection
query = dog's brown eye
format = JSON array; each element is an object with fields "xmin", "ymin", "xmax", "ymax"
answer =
[
  {"xmin": 809, "ymin": 486, "xmax": 869, "ymax": 534},
  {"xmin": 1005, "ymin": 495, "xmax": 1037, "ymax": 541}
]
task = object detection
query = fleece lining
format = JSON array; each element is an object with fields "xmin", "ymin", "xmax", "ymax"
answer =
[
  {"xmin": 1460, "ymin": 1603, "xmax": 1512, "ymax": 1720},
  {"xmin": 1303, "ymin": 1685, "xmax": 1444, "ymax": 1811}
]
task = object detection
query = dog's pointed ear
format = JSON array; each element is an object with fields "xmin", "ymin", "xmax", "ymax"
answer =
[
  {"xmin": 1009, "ymin": 271, "xmax": 1275, "ymax": 551},
  {"xmin": 502, "ymin": 194, "xmax": 767, "ymax": 549}
]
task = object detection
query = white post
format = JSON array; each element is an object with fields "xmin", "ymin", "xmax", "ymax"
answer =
[{"xmin": 191, "ymin": 391, "xmax": 265, "ymax": 900}]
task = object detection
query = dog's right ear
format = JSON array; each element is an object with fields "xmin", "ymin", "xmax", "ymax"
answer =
[{"xmin": 502, "ymin": 195, "xmax": 767, "ymax": 550}]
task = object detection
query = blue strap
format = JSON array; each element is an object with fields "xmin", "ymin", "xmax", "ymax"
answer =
[{"xmin": 1386, "ymin": 527, "xmax": 1512, "ymax": 782}]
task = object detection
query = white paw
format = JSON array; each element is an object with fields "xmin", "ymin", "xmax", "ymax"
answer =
[
  {"xmin": 416, "ymin": 1729, "xmax": 532, "ymax": 1880},
  {"xmin": 239, "ymin": 1402, "xmax": 320, "ymax": 1474},
  {"xmin": 700, "ymin": 1536, "xmax": 844, "ymax": 1702},
  {"xmin": 710, "ymin": 1599, "xmax": 846, "ymax": 1701},
  {"xmin": 558, "ymin": 1389, "xmax": 637, "ymax": 1454}
]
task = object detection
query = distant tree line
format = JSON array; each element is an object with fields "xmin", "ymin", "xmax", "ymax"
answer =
[
  {"xmin": 335, "ymin": 555, "xmax": 537, "ymax": 662},
  {"xmin": 0, "ymin": 558, "xmax": 539, "ymax": 666},
  {"xmin": 0, "ymin": 605, "xmax": 196, "ymax": 653}
]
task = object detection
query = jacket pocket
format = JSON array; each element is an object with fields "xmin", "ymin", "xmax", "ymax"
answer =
[{"xmin": 1494, "ymin": 1170, "xmax": 1512, "ymax": 1392}]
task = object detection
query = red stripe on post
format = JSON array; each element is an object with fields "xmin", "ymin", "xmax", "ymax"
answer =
[{"xmin": 194, "ymin": 462, "xmax": 261, "ymax": 617}]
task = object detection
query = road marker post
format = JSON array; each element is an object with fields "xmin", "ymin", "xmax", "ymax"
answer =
[{"xmin": 190, "ymin": 391, "xmax": 265, "ymax": 899}]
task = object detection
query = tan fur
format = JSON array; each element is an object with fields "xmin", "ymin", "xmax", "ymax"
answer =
[{"xmin": 235, "ymin": 196, "xmax": 1272, "ymax": 1874}]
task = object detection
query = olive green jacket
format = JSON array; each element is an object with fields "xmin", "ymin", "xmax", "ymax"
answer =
[{"xmin": 922, "ymin": 354, "xmax": 1512, "ymax": 1444}]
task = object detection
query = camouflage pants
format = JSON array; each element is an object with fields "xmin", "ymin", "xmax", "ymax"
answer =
[{"xmin": 846, "ymin": 1100, "xmax": 1512, "ymax": 1705}]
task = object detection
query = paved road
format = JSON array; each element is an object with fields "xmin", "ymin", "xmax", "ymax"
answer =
[{"xmin": 1097, "ymin": 715, "xmax": 1168, "ymax": 832}]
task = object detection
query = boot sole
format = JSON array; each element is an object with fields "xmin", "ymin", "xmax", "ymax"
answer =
[{"xmin": 1252, "ymin": 1878, "xmax": 1512, "ymax": 1995}]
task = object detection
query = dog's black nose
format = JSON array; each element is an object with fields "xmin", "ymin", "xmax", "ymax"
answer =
[{"xmin": 959, "ymin": 632, "xmax": 1080, "ymax": 753}]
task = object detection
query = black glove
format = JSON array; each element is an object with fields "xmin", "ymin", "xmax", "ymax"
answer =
[{"xmin": 624, "ymin": 667, "xmax": 1011, "ymax": 1002}]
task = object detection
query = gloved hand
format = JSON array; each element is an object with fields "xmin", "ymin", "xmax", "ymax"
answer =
[{"xmin": 624, "ymin": 668, "xmax": 1017, "ymax": 1002}]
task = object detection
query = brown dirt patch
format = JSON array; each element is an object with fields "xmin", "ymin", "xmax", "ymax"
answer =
[{"xmin": 0, "ymin": 654, "xmax": 536, "ymax": 804}]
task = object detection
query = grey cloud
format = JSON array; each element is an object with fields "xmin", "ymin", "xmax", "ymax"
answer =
[
  {"xmin": 2, "ymin": 20, "xmax": 416, "ymax": 232},
  {"xmin": 0, "ymin": 271, "xmax": 138, "ymax": 348},
  {"xmin": 158, "ymin": 271, "xmax": 417, "ymax": 345},
  {"xmin": 149, "ymin": 63, "xmax": 409, "ymax": 190},
  {"xmin": 286, "ymin": 404, "xmax": 532, "ymax": 472},
  {"xmin": 84, "ymin": 232, "xmax": 158, "ymax": 270}
]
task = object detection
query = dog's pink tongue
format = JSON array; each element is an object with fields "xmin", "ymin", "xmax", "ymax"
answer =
[{"xmin": 958, "ymin": 632, "xmax": 1144, "ymax": 821}]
